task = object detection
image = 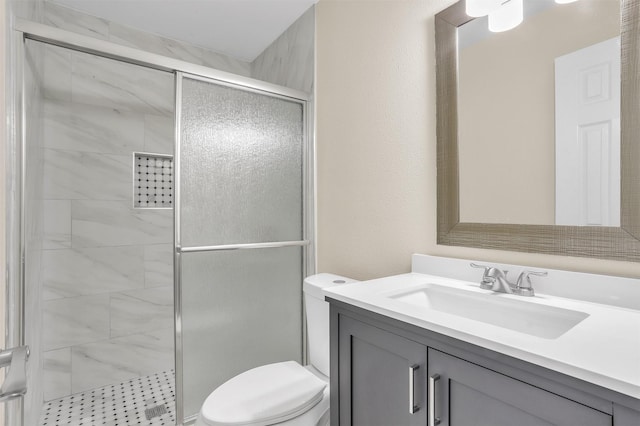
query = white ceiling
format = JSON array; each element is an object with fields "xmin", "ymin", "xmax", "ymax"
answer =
[{"xmin": 47, "ymin": 0, "xmax": 317, "ymax": 62}]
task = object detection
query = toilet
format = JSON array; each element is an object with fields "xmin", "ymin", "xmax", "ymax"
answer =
[{"xmin": 195, "ymin": 273, "xmax": 357, "ymax": 426}]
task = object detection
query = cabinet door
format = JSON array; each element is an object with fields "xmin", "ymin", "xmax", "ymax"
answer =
[
  {"xmin": 613, "ymin": 403, "xmax": 640, "ymax": 426},
  {"xmin": 428, "ymin": 348, "xmax": 612, "ymax": 426},
  {"xmin": 339, "ymin": 316, "xmax": 427, "ymax": 426}
]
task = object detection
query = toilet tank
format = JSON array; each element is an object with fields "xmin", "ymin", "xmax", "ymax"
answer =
[{"xmin": 303, "ymin": 273, "xmax": 358, "ymax": 377}]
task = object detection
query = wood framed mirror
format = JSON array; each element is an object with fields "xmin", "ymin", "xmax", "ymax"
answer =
[{"xmin": 435, "ymin": 0, "xmax": 640, "ymax": 262}]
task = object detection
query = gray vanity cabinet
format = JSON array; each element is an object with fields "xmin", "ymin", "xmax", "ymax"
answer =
[
  {"xmin": 428, "ymin": 348, "xmax": 612, "ymax": 426},
  {"xmin": 338, "ymin": 315, "xmax": 427, "ymax": 426},
  {"xmin": 330, "ymin": 303, "xmax": 637, "ymax": 426}
]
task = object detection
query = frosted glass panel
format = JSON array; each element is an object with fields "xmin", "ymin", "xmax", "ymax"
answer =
[
  {"xmin": 180, "ymin": 78, "xmax": 304, "ymax": 246},
  {"xmin": 181, "ymin": 247, "xmax": 303, "ymax": 418}
]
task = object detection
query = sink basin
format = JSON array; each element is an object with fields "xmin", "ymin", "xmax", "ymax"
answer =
[{"xmin": 387, "ymin": 284, "xmax": 589, "ymax": 339}]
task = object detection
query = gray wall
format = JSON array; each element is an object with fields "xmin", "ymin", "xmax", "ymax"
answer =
[
  {"xmin": 42, "ymin": 2, "xmax": 252, "ymax": 76},
  {"xmin": 39, "ymin": 41, "xmax": 175, "ymax": 400},
  {"xmin": 9, "ymin": 2, "xmax": 47, "ymax": 424},
  {"xmin": 251, "ymin": 6, "xmax": 315, "ymax": 93},
  {"xmin": 12, "ymin": 2, "xmax": 47, "ymax": 424},
  {"xmin": 24, "ymin": 37, "xmax": 45, "ymax": 426}
]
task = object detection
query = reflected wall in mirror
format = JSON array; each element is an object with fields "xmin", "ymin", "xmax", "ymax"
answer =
[
  {"xmin": 458, "ymin": 0, "xmax": 620, "ymax": 226},
  {"xmin": 435, "ymin": 0, "xmax": 640, "ymax": 262}
]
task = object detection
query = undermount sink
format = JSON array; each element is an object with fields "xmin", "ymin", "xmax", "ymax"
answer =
[{"xmin": 387, "ymin": 284, "xmax": 589, "ymax": 339}]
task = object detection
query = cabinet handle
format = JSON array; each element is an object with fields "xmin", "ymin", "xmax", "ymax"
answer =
[
  {"xmin": 409, "ymin": 364, "xmax": 420, "ymax": 414},
  {"xmin": 429, "ymin": 374, "xmax": 441, "ymax": 426}
]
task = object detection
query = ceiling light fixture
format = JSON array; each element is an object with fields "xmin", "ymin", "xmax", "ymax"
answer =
[
  {"xmin": 465, "ymin": 0, "xmax": 503, "ymax": 17},
  {"xmin": 555, "ymin": 0, "xmax": 578, "ymax": 4},
  {"xmin": 488, "ymin": 0, "xmax": 524, "ymax": 33}
]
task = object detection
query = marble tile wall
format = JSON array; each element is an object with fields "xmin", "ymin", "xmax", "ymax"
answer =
[
  {"xmin": 11, "ymin": 0, "xmax": 44, "ymax": 21},
  {"xmin": 40, "ymin": 43, "xmax": 174, "ymax": 401},
  {"xmin": 42, "ymin": 1, "xmax": 252, "ymax": 77},
  {"xmin": 24, "ymin": 36, "xmax": 46, "ymax": 426},
  {"xmin": 43, "ymin": 1, "xmax": 315, "ymax": 93},
  {"xmin": 251, "ymin": 6, "xmax": 315, "ymax": 93}
]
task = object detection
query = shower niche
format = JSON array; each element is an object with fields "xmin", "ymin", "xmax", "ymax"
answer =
[{"xmin": 134, "ymin": 153, "xmax": 174, "ymax": 209}]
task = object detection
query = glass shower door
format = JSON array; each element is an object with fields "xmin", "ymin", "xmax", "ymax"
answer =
[{"xmin": 176, "ymin": 74, "xmax": 308, "ymax": 421}]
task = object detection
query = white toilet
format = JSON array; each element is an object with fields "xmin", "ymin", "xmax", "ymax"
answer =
[{"xmin": 195, "ymin": 273, "xmax": 357, "ymax": 426}]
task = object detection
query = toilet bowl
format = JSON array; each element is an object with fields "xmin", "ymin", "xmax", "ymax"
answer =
[{"xmin": 195, "ymin": 273, "xmax": 357, "ymax": 426}]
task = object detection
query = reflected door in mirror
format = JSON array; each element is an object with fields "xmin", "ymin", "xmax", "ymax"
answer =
[{"xmin": 555, "ymin": 37, "xmax": 621, "ymax": 227}]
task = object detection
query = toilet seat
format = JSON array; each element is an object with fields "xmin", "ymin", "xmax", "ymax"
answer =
[{"xmin": 198, "ymin": 361, "xmax": 327, "ymax": 426}]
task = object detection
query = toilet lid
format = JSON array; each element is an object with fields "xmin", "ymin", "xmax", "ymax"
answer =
[{"xmin": 199, "ymin": 361, "xmax": 327, "ymax": 426}]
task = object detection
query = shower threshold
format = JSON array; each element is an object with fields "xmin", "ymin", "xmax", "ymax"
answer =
[{"xmin": 38, "ymin": 370, "xmax": 175, "ymax": 426}]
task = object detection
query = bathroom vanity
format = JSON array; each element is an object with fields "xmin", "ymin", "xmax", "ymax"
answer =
[{"xmin": 325, "ymin": 255, "xmax": 640, "ymax": 426}]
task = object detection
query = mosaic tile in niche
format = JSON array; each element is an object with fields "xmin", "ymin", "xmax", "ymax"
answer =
[{"xmin": 134, "ymin": 153, "xmax": 173, "ymax": 209}]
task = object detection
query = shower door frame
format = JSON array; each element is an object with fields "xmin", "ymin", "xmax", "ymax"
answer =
[
  {"xmin": 174, "ymin": 72, "xmax": 311, "ymax": 423},
  {"xmin": 8, "ymin": 19, "xmax": 315, "ymax": 426}
]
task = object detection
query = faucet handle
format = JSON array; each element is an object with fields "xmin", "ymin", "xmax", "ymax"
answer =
[
  {"xmin": 470, "ymin": 262, "xmax": 489, "ymax": 271},
  {"xmin": 470, "ymin": 263, "xmax": 491, "ymax": 275},
  {"xmin": 514, "ymin": 270, "xmax": 548, "ymax": 297},
  {"xmin": 470, "ymin": 263, "xmax": 494, "ymax": 289}
]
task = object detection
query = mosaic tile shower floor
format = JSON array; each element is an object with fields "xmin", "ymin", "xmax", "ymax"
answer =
[{"xmin": 39, "ymin": 370, "xmax": 175, "ymax": 426}]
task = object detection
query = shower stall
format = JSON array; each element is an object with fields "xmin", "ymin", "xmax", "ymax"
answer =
[{"xmin": 6, "ymin": 18, "xmax": 313, "ymax": 426}]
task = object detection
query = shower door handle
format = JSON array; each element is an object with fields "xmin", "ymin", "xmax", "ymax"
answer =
[{"xmin": 0, "ymin": 345, "xmax": 29, "ymax": 402}]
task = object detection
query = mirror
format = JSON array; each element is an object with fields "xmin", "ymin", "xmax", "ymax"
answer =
[
  {"xmin": 435, "ymin": 0, "xmax": 640, "ymax": 262},
  {"xmin": 458, "ymin": 0, "xmax": 620, "ymax": 226}
]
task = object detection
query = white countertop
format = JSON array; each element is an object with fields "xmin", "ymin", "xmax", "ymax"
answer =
[{"xmin": 324, "ymin": 272, "xmax": 640, "ymax": 400}]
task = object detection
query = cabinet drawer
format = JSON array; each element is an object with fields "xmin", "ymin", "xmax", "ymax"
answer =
[{"xmin": 428, "ymin": 348, "xmax": 612, "ymax": 426}]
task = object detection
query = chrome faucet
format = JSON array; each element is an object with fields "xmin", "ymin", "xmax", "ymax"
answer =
[{"xmin": 471, "ymin": 263, "xmax": 547, "ymax": 297}]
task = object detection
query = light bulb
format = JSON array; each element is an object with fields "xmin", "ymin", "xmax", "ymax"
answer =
[
  {"xmin": 488, "ymin": 0, "xmax": 524, "ymax": 32},
  {"xmin": 466, "ymin": 0, "xmax": 503, "ymax": 17}
]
